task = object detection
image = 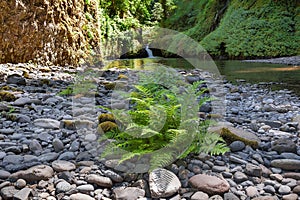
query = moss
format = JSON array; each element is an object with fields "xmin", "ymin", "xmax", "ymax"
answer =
[
  {"xmin": 117, "ymin": 74, "xmax": 129, "ymax": 80},
  {"xmin": 98, "ymin": 121, "xmax": 118, "ymax": 133},
  {"xmin": 104, "ymin": 82, "xmax": 116, "ymax": 90},
  {"xmin": 22, "ymin": 71, "xmax": 30, "ymax": 79},
  {"xmin": 220, "ymin": 127, "xmax": 259, "ymax": 149},
  {"xmin": 98, "ymin": 113, "xmax": 116, "ymax": 124},
  {"xmin": 40, "ymin": 79, "xmax": 51, "ymax": 85},
  {"xmin": 0, "ymin": 91, "xmax": 16, "ymax": 102}
]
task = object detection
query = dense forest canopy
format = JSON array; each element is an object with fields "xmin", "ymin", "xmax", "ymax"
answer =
[{"xmin": 0, "ymin": 0, "xmax": 299, "ymax": 65}]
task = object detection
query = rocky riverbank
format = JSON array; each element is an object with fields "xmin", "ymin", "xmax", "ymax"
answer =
[
  {"xmin": 0, "ymin": 63, "xmax": 299, "ymax": 200},
  {"xmin": 243, "ymin": 56, "xmax": 300, "ymax": 66}
]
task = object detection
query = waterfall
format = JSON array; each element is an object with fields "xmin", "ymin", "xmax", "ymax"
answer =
[{"xmin": 145, "ymin": 44, "xmax": 154, "ymax": 58}]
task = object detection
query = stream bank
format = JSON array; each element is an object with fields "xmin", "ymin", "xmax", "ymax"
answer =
[{"xmin": 0, "ymin": 63, "xmax": 299, "ymax": 199}]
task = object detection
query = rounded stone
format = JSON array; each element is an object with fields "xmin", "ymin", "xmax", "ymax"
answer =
[
  {"xmin": 229, "ymin": 141, "xmax": 246, "ymax": 152},
  {"xmin": 52, "ymin": 160, "xmax": 76, "ymax": 172},
  {"xmin": 278, "ymin": 185, "xmax": 291, "ymax": 195},
  {"xmin": 15, "ymin": 179, "xmax": 26, "ymax": 189}
]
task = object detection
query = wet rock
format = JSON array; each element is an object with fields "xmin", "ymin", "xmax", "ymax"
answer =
[
  {"xmin": 114, "ymin": 187, "xmax": 145, "ymax": 200},
  {"xmin": 189, "ymin": 174, "xmax": 230, "ymax": 195},
  {"xmin": 10, "ymin": 165, "xmax": 54, "ymax": 182},
  {"xmin": 52, "ymin": 160, "xmax": 76, "ymax": 172},
  {"xmin": 149, "ymin": 168, "xmax": 181, "ymax": 198}
]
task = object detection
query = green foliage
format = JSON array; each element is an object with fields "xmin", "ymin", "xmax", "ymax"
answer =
[
  {"xmin": 166, "ymin": 0, "xmax": 300, "ymax": 58},
  {"xmin": 99, "ymin": 66, "xmax": 229, "ymax": 170},
  {"xmin": 58, "ymin": 86, "xmax": 73, "ymax": 96}
]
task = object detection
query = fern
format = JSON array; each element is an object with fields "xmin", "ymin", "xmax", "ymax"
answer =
[{"xmin": 99, "ymin": 66, "xmax": 229, "ymax": 171}]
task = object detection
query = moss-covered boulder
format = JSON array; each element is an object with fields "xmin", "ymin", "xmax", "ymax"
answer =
[
  {"xmin": 0, "ymin": 0, "xmax": 102, "ymax": 66},
  {"xmin": 0, "ymin": 91, "xmax": 16, "ymax": 102},
  {"xmin": 104, "ymin": 82, "xmax": 116, "ymax": 90},
  {"xmin": 209, "ymin": 125, "xmax": 261, "ymax": 149},
  {"xmin": 97, "ymin": 121, "xmax": 118, "ymax": 133},
  {"xmin": 98, "ymin": 113, "xmax": 116, "ymax": 124}
]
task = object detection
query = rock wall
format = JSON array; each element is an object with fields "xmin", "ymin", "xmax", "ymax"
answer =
[{"xmin": 0, "ymin": 0, "xmax": 101, "ymax": 66}]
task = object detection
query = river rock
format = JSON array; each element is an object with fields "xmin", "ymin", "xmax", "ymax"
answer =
[
  {"xmin": 56, "ymin": 180, "xmax": 73, "ymax": 193},
  {"xmin": 191, "ymin": 191, "xmax": 209, "ymax": 200},
  {"xmin": 0, "ymin": 170, "xmax": 11, "ymax": 179},
  {"xmin": 271, "ymin": 159, "xmax": 300, "ymax": 170},
  {"xmin": 229, "ymin": 141, "xmax": 246, "ymax": 152},
  {"xmin": 34, "ymin": 118, "xmax": 60, "ymax": 129},
  {"xmin": 76, "ymin": 184, "xmax": 94, "ymax": 193},
  {"xmin": 149, "ymin": 168, "xmax": 181, "ymax": 198},
  {"xmin": 10, "ymin": 165, "xmax": 54, "ymax": 182},
  {"xmin": 209, "ymin": 126, "xmax": 260, "ymax": 148},
  {"xmin": 13, "ymin": 188, "xmax": 32, "ymax": 200},
  {"xmin": 278, "ymin": 185, "xmax": 291, "ymax": 195},
  {"xmin": 70, "ymin": 193, "xmax": 94, "ymax": 200},
  {"xmin": 233, "ymin": 171, "xmax": 248, "ymax": 183},
  {"xmin": 86, "ymin": 174, "xmax": 112, "ymax": 188},
  {"xmin": 114, "ymin": 187, "xmax": 145, "ymax": 200},
  {"xmin": 7, "ymin": 74, "xmax": 26, "ymax": 85},
  {"xmin": 52, "ymin": 160, "xmax": 76, "ymax": 172},
  {"xmin": 271, "ymin": 138, "xmax": 297, "ymax": 154},
  {"xmin": 52, "ymin": 138, "xmax": 64, "ymax": 152},
  {"xmin": 283, "ymin": 194, "xmax": 298, "ymax": 200},
  {"xmin": 245, "ymin": 163, "xmax": 262, "ymax": 177},
  {"xmin": 0, "ymin": 186, "xmax": 20, "ymax": 200},
  {"xmin": 189, "ymin": 174, "xmax": 230, "ymax": 195}
]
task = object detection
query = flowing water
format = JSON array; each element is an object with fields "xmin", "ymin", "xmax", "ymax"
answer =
[{"xmin": 104, "ymin": 58, "xmax": 300, "ymax": 96}]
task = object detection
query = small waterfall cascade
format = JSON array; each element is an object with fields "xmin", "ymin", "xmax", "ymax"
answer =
[{"xmin": 145, "ymin": 44, "xmax": 154, "ymax": 58}]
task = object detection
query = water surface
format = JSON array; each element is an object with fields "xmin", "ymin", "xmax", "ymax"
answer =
[{"xmin": 104, "ymin": 58, "xmax": 300, "ymax": 96}]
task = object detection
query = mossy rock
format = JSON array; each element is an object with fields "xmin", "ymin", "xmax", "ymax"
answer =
[
  {"xmin": 97, "ymin": 121, "xmax": 118, "ymax": 133},
  {"xmin": 117, "ymin": 74, "xmax": 129, "ymax": 80},
  {"xmin": 104, "ymin": 82, "xmax": 116, "ymax": 90},
  {"xmin": 209, "ymin": 125, "xmax": 260, "ymax": 149},
  {"xmin": 98, "ymin": 113, "xmax": 116, "ymax": 124},
  {"xmin": 0, "ymin": 91, "xmax": 16, "ymax": 102},
  {"xmin": 40, "ymin": 79, "xmax": 51, "ymax": 85}
]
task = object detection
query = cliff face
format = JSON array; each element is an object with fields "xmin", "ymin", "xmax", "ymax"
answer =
[
  {"xmin": 0, "ymin": 0, "xmax": 101, "ymax": 66},
  {"xmin": 166, "ymin": 0, "xmax": 300, "ymax": 58}
]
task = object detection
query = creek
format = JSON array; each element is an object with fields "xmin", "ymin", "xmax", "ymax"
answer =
[{"xmin": 104, "ymin": 58, "xmax": 300, "ymax": 96}]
